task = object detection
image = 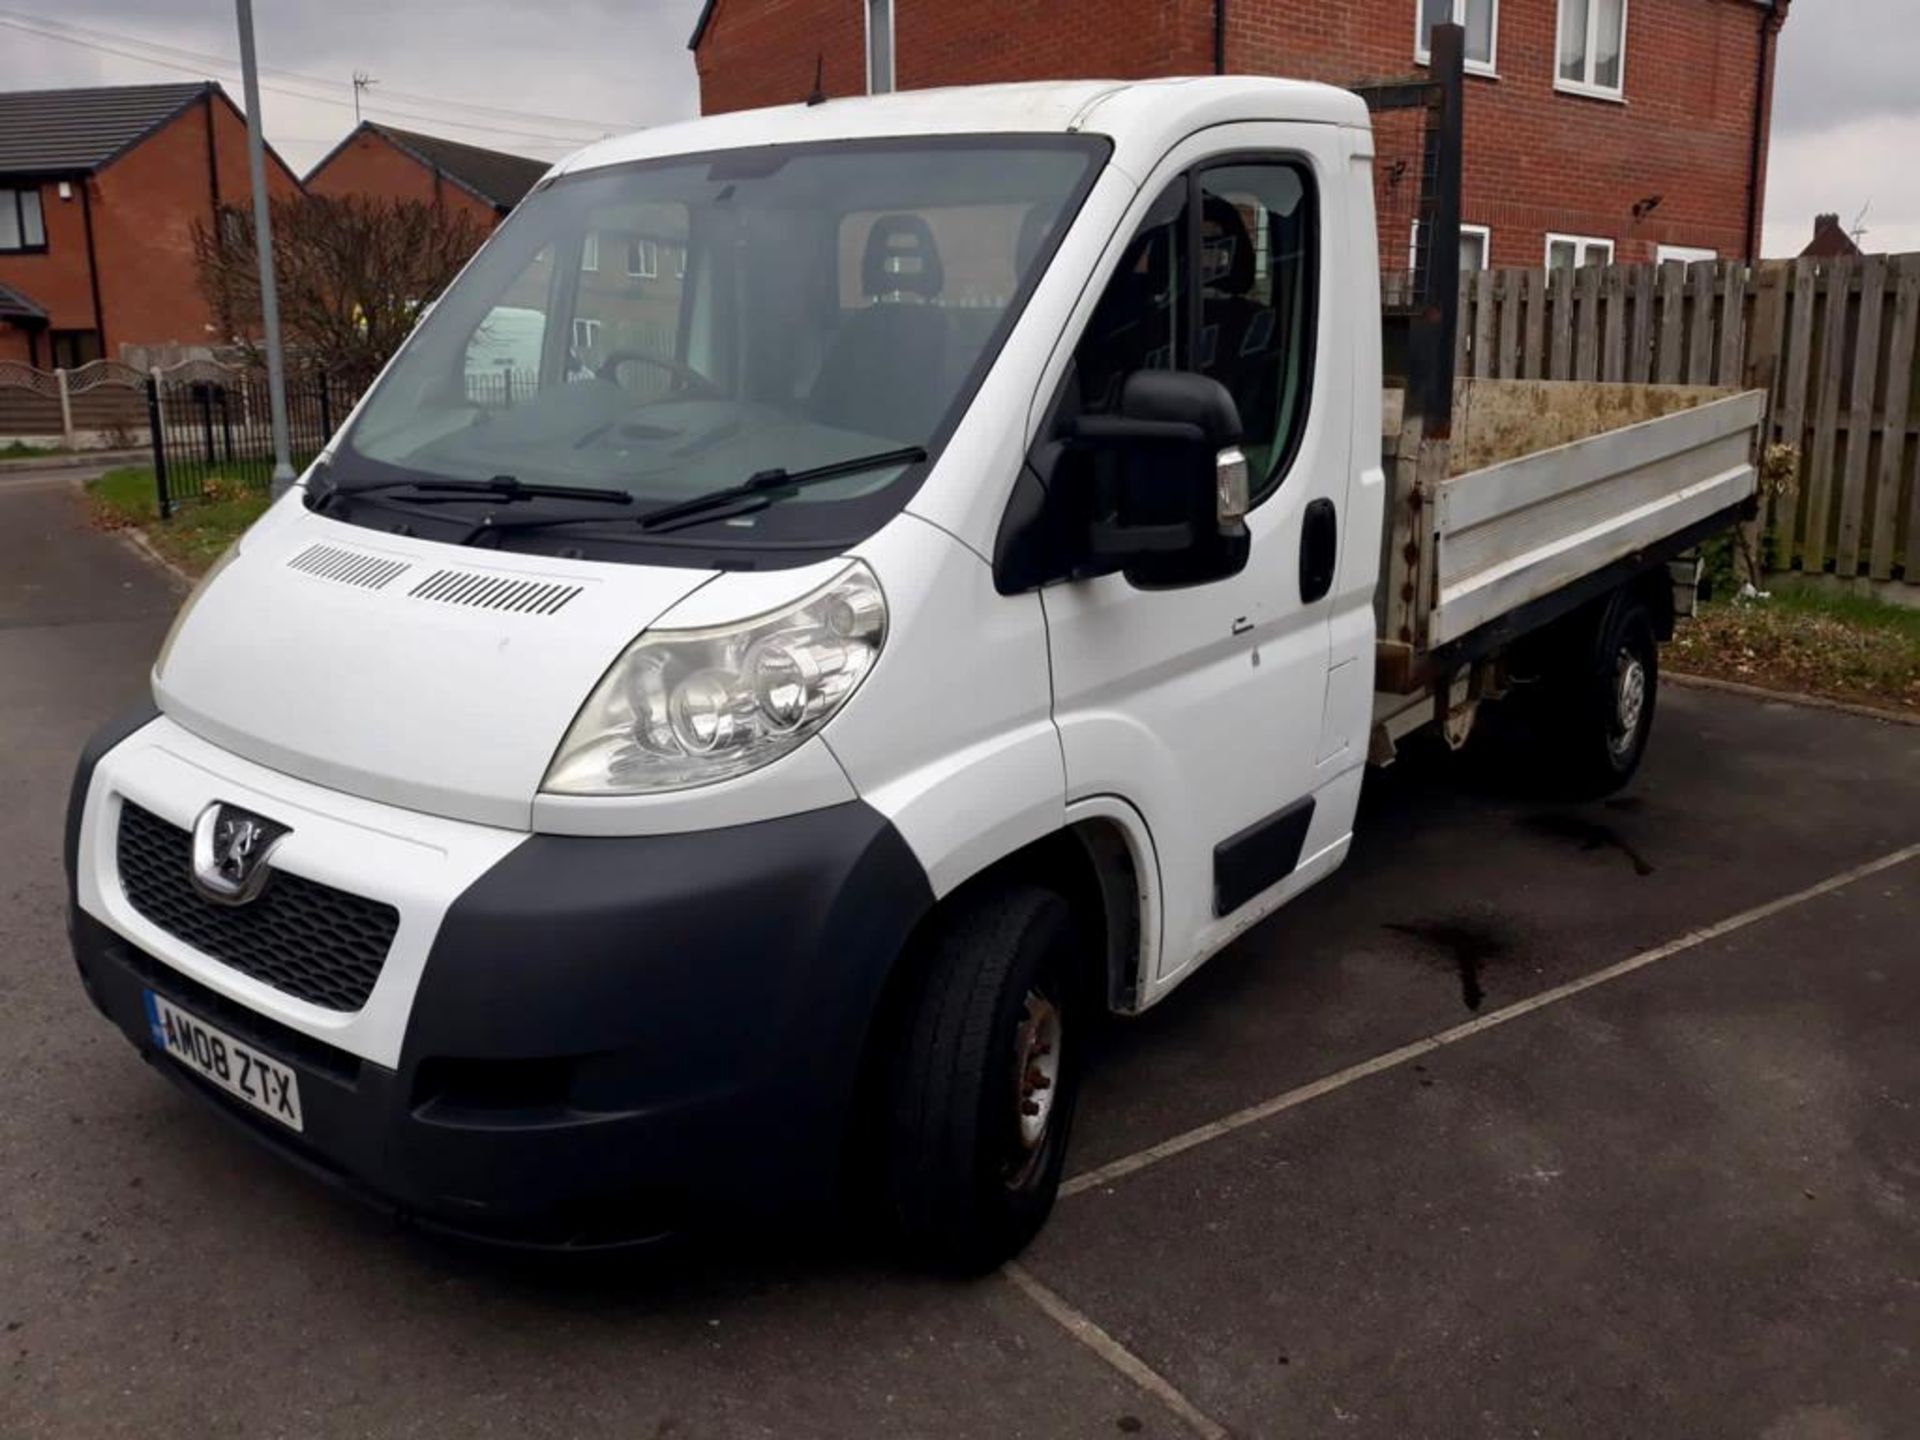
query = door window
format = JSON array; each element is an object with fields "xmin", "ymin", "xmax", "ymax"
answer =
[
  {"xmin": 1069, "ymin": 180, "xmax": 1187, "ymax": 420},
  {"xmin": 1197, "ymin": 164, "xmax": 1316, "ymax": 499},
  {"xmin": 1069, "ymin": 162, "xmax": 1316, "ymax": 506}
]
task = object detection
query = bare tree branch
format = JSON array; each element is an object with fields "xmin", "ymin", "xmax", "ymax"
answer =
[{"xmin": 194, "ymin": 196, "xmax": 488, "ymax": 386}]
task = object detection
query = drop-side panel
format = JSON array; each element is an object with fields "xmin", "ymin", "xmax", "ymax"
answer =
[{"xmin": 1428, "ymin": 389, "xmax": 1764, "ymax": 647}]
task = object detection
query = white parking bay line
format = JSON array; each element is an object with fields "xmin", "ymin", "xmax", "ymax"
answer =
[
  {"xmin": 1004, "ymin": 1262, "xmax": 1231, "ymax": 1440},
  {"xmin": 1061, "ymin": 840, "xmax": 1920, "ymax": 1200}
]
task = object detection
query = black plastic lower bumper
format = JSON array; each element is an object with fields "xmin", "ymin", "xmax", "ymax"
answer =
[{"xmin": 70, "ymin": 795, "xmax": 934, "ymax": 1250}]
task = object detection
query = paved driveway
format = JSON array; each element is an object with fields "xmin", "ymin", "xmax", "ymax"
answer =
[{"xmin": 4, "ymin": 479, "xmax": 1916, "ymax": 1439}]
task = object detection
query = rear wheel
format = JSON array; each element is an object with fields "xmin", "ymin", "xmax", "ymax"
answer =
[
  {"xmin": 1531, "ymin": 593, "xmax": 1660, "ymax": 799},
  {"xmin": 882, "ymin": 883, "xmax": 1084, "ymax": 1274}
]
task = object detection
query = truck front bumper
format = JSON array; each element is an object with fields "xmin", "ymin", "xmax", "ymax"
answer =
[{"xmin": 67, "ymin": 708, "xmax": 933, "ymax": 1249}]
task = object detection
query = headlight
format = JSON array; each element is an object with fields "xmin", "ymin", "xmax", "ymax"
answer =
[{"xmin": 543, "ymin": 562, "xmax": 886, "ymax": 795}]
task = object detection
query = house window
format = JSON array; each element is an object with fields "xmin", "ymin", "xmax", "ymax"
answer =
[
  {"xmin": 571, "ymin": 317, "xmax": 601, "ymax": 353},
  {"xmin": 867, "ymin": 0, "xmax": 896, "ymax": 94},
  {"xmin": 50, "ymin": 330, "xmax": 102, "ymax": 368},
  {"xmin": 1414, "ymin": 222, "xmax": 1491, "ymax": 272},
  {"xmin": 1557, "ymin": 0, "xmax": 1626, "ymax": 97},
  {"xmin": 626, "ymin": 238, "xmax": 658, "ymax": 278},
  {"xmin": 1459, "ymin": 225, "xmax": 1491, "ymax": 271},
  {"xmin": 582, "ymin": 231, "xmax": 599, "ymax": 272},
  {"xmin": 1547, "ymin": 234, "xmax": 1615, "ymax": 270},
  {"xmin": 0, "ymin": 186, "xmax": 47, "ymax": 252},
  {"xmin": 1656, "ymin": 244, "xmax": 1717, "ymax": 265},
  {"xmin": 1418, "ymin": 0, "xmax": 1498, "ymax": 74}
]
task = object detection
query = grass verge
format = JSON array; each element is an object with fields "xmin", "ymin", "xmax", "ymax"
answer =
[
  {"xmin": 1669, "ymin": 582, "xmax": 1920, "ymax": 717},
  {"xmin": 1, "ymin": 440, "xmax": 65, "ymax": 461},
  {"xmin": 84, "ymin": 466, "xmax": 272, "ymax": 578}
]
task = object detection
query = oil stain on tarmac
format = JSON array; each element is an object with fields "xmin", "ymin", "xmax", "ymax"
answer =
[
  {"xmin": 1384, "ymin": 917, "xmax": 1512, "ymax": 1011},
  {"xmin": 1520, "ymin": 811, "xmax": 1656, "ymax": 876}
]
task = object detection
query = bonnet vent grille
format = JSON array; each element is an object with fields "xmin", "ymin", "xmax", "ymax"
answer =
[
  {"xmin": 285, "ymin": 543, "xmax": 411, "ymax": 591},
  {"xmin": 407, "ymin": 568, "xmax": 583, "ymax": 616}
]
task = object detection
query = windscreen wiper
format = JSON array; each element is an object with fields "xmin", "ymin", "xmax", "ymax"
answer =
[
  {"xmin": 633, "ymin": 445, "xmax": 927, "ymax": 533},
  {"xmin": 390, "ymin": 446, "xmax": 929, "ymax": 547},
  {"xmin": 314, "ymin": 472, "xmax": 633, "ymax": 512}
]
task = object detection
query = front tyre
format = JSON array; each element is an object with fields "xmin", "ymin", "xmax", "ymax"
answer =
[{"xmin": 883, "ymin": 884, "xmax": 1083, "ymax": 1274}]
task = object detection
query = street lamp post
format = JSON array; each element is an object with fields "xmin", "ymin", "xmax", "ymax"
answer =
[{"xmin": 234, "ymin": 0, "xmax": 296, "ymax": 495}]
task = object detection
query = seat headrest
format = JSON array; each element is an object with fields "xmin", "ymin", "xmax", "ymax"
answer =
[
  {"xmin": 862, "ymin": 213, "xmax": 944, "ymax": 300},
  {"xmin": 1201, "ymin": 194, "xmax": 1256, "ymax": 296}
]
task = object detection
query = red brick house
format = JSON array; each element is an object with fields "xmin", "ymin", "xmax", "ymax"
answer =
[
  {"xmin": 688, "ymin": 0, "xmax": 1789, "ymax": 268},
  {"xmin": 0, "ymin": 82, "xmax": 303, "ymax": 368},
  {"xmin": 303, "ymin": 123, "xmax": 548, "ymax": 230},
  {"xmin": 1800, "ymin": 213, "xmax": 1862, "ymax": 259}
]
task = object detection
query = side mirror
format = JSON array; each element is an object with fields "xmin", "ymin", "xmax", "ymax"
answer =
[{"xmin": 1069, "ymin": 371, "xmax": 1251, "ymax": 589}]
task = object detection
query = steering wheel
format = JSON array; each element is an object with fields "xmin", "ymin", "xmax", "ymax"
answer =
[{"xmin": 594, "ymin": 350, "xmax": 721, "ymax": 399}]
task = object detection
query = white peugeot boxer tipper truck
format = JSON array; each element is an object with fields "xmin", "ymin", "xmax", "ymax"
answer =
[{"xmin": 66, "ymin": 67, "xmax": 1764, "ymax": 1271}]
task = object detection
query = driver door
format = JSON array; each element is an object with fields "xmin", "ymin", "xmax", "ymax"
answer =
[{"xmin": 1042, "ymin": 124, "xmax": 1357, "ymax": 995}]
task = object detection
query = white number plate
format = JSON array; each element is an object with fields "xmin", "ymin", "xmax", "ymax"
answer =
[{"xmin": 144, "ymin": 991, "xmax": 304, "ymax": 1132}]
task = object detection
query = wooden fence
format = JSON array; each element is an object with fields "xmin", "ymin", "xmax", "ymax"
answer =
[{"xmin": 1456, "ymin": 254, "xmax": 1920, "ymax": 587}]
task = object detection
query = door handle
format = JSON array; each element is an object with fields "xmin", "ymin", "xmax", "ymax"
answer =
[{"xmin": 1300, "ymin": 499, "xmax": 1337, "ymax": 604}]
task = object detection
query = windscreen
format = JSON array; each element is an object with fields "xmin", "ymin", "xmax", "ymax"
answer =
[{"xmin": 329, "ymin": 136, "xmax": 1107, "ymax": 560}]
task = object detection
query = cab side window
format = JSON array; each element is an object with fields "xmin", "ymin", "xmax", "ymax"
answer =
[
  {"xmin": 1070, "ymin": 161, "xmax": 1316, "ymax": 506},
  {"xmin": 1070, "ymin": 181, "xmax": 1187, "ymax": 418},
  {"xmin": 1198, "ymin": 165, "xmax": 1315, "ymax": 500}
]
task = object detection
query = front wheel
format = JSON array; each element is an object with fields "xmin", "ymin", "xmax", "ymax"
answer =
[{"xmin": 882, "ymin": 884, "xmax": 1084, "ymax": 1274}]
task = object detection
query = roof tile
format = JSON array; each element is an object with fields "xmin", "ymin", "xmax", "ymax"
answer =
[
  {"xmin": 366, "ymin": 124, "xmax": 549, "ymax": 210},
  {"xmin": 0, "ymin": 82, "xmax": 211, "ymax": 174}
]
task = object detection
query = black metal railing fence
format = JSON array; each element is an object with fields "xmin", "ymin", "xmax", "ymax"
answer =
[{"xmin": 147, "ymin": 367, "xmax": 364, "ymax": 518}]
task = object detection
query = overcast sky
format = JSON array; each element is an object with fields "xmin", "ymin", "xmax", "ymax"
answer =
[{"xmin": 0, "ymin": 0, "xmax": 1906, "ymax": 258}]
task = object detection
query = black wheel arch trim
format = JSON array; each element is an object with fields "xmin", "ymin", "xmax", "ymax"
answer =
[
  {"xmin": 402, "ymin": 799, "xmax": 938, "ymax": 1212},
  {"xmin": 66, "ymin": 693, "xmax": 162, "ymax": 905}
]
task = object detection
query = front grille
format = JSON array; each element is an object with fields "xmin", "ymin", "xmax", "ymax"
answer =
[
  {"xmin": 112, "ymin": 937, "xmax": 361, "ymax": 1083},
  {"xmin": 115, "ymin": 802, "xmax": 399, "ymax": 1013}
]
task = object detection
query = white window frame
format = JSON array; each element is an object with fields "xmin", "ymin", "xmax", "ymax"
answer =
[
  {"xmin": 1555, "ymin": 0, "xmax": 1629, "ymax": 101},
  {"xmin": 865, "ymin": 0, "xmax": 896, "ymax": 95},
  {"xmin": 1546, "ymin": 233, "xmax": 1615, "ymax": 270},
  {"xmin": 1409, "ymin": 221, "xmax": 1493, "ymax": 272},
  {"xmin": 581, "ymin": 231, "xmax": 598, "ymax": 272},
  {"xmin": 571, "ymin": 317, "xmax": 601, "ymax": 352},
  {"xmin": 1656, "ymin": 244, "xmax": 1717, "ymax": 266},
  {"xmin": 1459, "ymin": 223, "xmax": 1492, "ymax": 271},
  {"xmin": 1415, "ymin": 0, "xmax": 1500, "ymax": 79},
  {"xmin": 626, "ymin": 238, "xmax": 659, "ymax": 279}
]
